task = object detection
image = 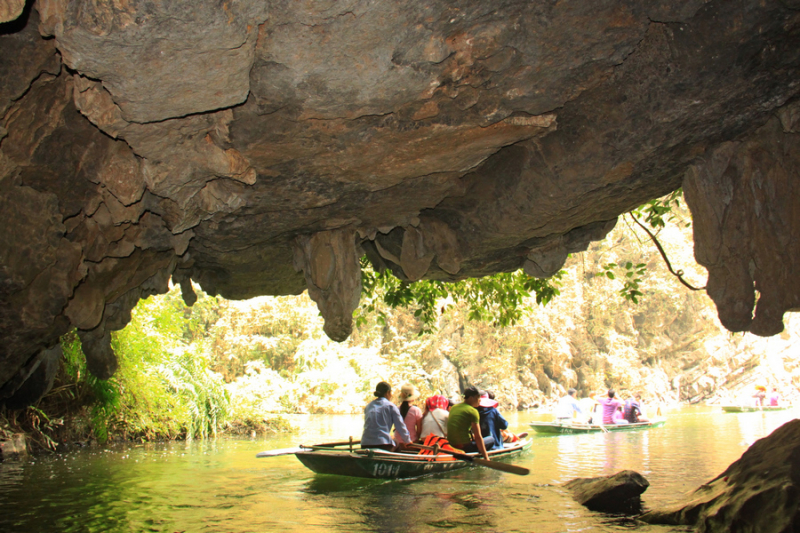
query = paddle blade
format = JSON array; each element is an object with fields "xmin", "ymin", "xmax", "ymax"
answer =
[
  {"xmin": 472, "ymin": 458, "xmax": 530, "ymax": 476},
  {"xmin": 256, "ymin": 447, "xmax": 303, "ymax": 458}
]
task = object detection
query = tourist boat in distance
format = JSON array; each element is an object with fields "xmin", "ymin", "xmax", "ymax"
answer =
[
  {"xmin": 720, "ymin": 405, "xmax": 792, "ymax": 413},
  {"xmin": 529, "ymin": 419, "xmax": 666, "ymax": 435},
  {"xmin": 257, "ymin": 439, "xmax": 532, "ymax": 480}
]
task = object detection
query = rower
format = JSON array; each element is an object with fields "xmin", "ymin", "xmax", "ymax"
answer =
[{"xmin": 447, "ymin": 386, "xmax": 492, "ymax": 460}]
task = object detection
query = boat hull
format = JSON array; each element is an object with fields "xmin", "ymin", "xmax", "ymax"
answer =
[
  {"xmin": 529, "ymin": 419, "xmax": 666, "ymax": 435},
  {"xmin": 294, "ymin": 440, "xmax": 532, "ymax": 480},
  {"xmin": 721, "ymin": 405, "xmax": 791, "ymax": 413}
]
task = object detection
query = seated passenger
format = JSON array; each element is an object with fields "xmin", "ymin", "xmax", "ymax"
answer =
[
  {"xmin": 420, "ymin": 394, "xmax": 450, "ymax": 439},
  {"xmin": 361, "ymin": 381, "xmax": 411, "ymax": 451},
  {"xmin": 599, "ymin": 389, "xmax": 625, "ymax": 424},
  {"xmin": 447, "ymin": 386, "xmax": 493, "ymax": 459},
  {"xmin": 394, "ymin": 383, "xmax": 423, "ymax": 443},
  {"xmin": 612, "ymin": 405, "xmax": 629, "ymax": 424},
  {"xmin": 478, "ymin": 390, "xmax": 508, "ymax": 450},
  {"xmin": 623, "ymin": 393, "xmax": 649, "ymax": 423},
  {"xmin": 769, "ymin": 387, "xmax": 780, "ymax": 406},
  {"xmin": 554, "ymin": 388, "xmax": 583, "ymax": 423},
  {"xmin": 579, "ymin": 392, "xmax": 600, "ymax": 424}
]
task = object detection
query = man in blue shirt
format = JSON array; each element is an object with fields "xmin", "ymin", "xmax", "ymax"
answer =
[
  {"xmin": 554, "ymin": 388, "xmax": 583, "ymax": 422},
  {"xmin": 361, "ymin": 381, "xmax": 411, "ymax": 451}
]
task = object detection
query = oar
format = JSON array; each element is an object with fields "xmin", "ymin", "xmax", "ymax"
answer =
[
  {"xmin": 257, "ymin": 438, "xmax": 362, "ymax": 458},
  {"xmin": 408, "ymin": 444, "xmax": 529, "ymax": 476},
  {"xmin": 597, "ymin": 420, "xmax": 609, "ymax": 433},
  {"xmin": 256, "ymin": 446, "xmax": 303, "ymax": 457}
]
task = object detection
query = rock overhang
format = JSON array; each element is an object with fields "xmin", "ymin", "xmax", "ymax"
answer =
[{"xmin": 1, "ymin": 0, "xmax": 800, "ymax": 404}]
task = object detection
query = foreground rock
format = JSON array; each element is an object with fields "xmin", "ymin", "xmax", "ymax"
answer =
[
  {"xmin": 641, "ymin": 419, "xmax": 800, "ymax": 532},
  {"xmin": 564, "ymin": 470, "xmax": 649, "ymax": 514},
  {"xmin": 2, "ymin": 1, "xmax": 800, "ymax": 401},
  {"xmin": 0, "ymin": 433, "xmax": 27, "ymax": 461}
]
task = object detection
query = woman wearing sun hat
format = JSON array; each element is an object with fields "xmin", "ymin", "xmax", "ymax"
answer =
[
  {"xmin": 394, "ymin": 383, "xmax": 423, "ymax": 443},
  {"xmin": 753, "ymin": 385, "xmax": 767, "ymax": 407}
]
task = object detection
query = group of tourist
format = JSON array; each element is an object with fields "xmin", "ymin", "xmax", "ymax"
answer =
[
  {"xmin": 555, "ymin": 388, "xmax": 650, "ymax": 425},
  {"xmin": 752, "ymin": 385, "xmax": 781, "ymax": 406},
  {"xmin": 360, "ymin": 382, "xmax": 527, "ymax": 460}
]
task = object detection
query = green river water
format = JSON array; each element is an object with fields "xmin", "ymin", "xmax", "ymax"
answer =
[{"xmin": 1, "ymin": 405, "xmax": 796, "ymax": 533}]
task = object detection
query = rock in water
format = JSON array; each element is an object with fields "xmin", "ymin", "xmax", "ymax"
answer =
[
  {"xmin": 0, "ymin": 433, "xmax": 27, "ymax": 461},
  {"xmin": 564, "ymin": 470, "xmax": 650, "ymax": 514},
  {"xmin": 641, "ymin": 419, "xmax": 800, "ymax": 532}
]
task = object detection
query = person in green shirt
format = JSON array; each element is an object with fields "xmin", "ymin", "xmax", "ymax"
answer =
[{"xmin": 446, "ymin": 386, "xmax": 493, "ymax": 460}]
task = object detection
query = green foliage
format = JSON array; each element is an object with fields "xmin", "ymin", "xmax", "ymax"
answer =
[
  {"xmin": 59, "ymin": 331, "xmax": 121, "ymax": 443},
  {"xmin": 595, "ymin": 188, "xmax": 698, "ymax": 304},
  {"xmin": 632, "ymin": 189, "xmax": 688, "ymax": 230},
  {"xmin": 597, "ymin": 262, "xmax": 648, "ymax": 304},
  {"xmin": 356, "ymin": 257, "xmax": 563, "ymax": 333},
  {"xmin": 108, "ymin": 287, "xmax": 229, "ymax": 440}
]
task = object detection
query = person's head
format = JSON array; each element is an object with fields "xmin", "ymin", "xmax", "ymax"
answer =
[
  {"xmin": 567, "ymin": 388, "xmax": 577, "ymax": 397},
  {"xmin": 426, "ymin": 395, "xmax": 449, "ymax": 412},
  {"xmin": 479, "ymin": 390, "xmax": 499, "ymax": 409},
  {"xmin": 374, "ymin": 381, "xmax": 392, "ymax": 400},
  {"xmin": 607, "ymin": 389, "xmax": 616, "ymax": 399},
  {"xmin": 634, "ymin": 392, "xmax": 642, "ymax": 400},
  {"xmin": 463, "ymin": 386, "xmax": 481, "ymax": 406},
  {"xmin": 399, "ymin": 383, "xmax": 420, "ymax": 403}
]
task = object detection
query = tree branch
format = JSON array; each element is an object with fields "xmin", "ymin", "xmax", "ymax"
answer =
[{"xmin": 628, "ymin": 212, "xmax": 706, "ymax": 292}]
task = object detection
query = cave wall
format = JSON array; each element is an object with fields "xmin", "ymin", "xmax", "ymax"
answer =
[{"xmin": 1, "ymin": 0, "xmax": 800, "ymax": 403}]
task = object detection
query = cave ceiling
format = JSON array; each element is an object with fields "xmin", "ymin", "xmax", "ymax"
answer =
[{"xmin": 1, "ymin": 0, "xmax": 800, "ymax": 403}]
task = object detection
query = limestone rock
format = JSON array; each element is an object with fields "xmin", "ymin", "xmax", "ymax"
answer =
[
  {"xmin": 38, "ymin": 0, "xmax": 267, "ymax": 123},
  {"xmin": 0, "ymin": 433, "xmax": 27, "ymax": 461},
  {"xmin": 564, "ymin": 470, "xmax": 650, "ymax": 514},
  {"xmin": 293, "ymin": 230, "xmax": 362, "ymax": 342},
  {"xmin": 641, "ymin": 419, "xmax": 800, "ymax": 532},
  {"xmin": 1, "ymin": 0, "xmax": 800, "ymax": 396},
  {"xmin": 0, "ymin": 0, "xmax": 24, "ymax": 24},
  {"xmin": 0, "ymin": 344, "xmax": 62, "ymax": 409},
  {"xmin": 684, "ymin": 108, "xmax": 800, "ymax": 336}
]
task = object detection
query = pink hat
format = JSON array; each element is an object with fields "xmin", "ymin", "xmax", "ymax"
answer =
[{"xmin": 479, "ymin": 392, "xmax": 498, "ymax": 408}]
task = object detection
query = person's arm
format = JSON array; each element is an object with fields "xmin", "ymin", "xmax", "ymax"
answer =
[
  {"xmin": 572, "ymin": 399, "xmax": 583, "ymax": 415},
  {"xmin": 496, "ymin": 411, "xmax": 508, "ymax": 431},
  {"xmin": 414, "ymin": 407, "xmax": 423, "ymax": 441},
  {"xmin": 471, "ymin": 422, "xmax": 489, "ymax": 460}
]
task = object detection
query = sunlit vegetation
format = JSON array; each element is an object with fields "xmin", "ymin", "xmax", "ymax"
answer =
[{"xmin": 357, "ymin": 261, "xmax": 563, "ymax": 333}]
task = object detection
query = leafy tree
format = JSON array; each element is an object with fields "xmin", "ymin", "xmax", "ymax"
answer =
[{"xmin": 356, "ymin": 257, "xmax": 563, "ymax": 333}]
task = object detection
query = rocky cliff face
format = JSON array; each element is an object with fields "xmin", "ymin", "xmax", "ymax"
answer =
[{"xmin": 1, "ymin": 0, "xmax": 800, "ymax": 405}]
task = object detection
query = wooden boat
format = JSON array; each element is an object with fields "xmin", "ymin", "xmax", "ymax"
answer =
[
  {"xmin": 529, "ymin": 419, "xmax": 666, "ymax": 435},
  {"xmin": 268, "ymin": 439, "xmax": 532, "ymax": 480},
  {"xmin": 721, "ymin": 405, "xmax": 792, "ymax": 413}
]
